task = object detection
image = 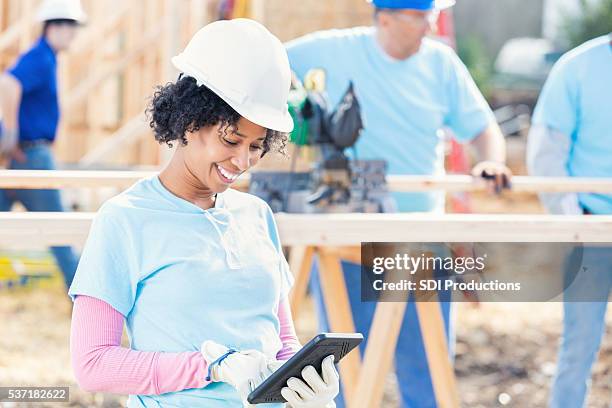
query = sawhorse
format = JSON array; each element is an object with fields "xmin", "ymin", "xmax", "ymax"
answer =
[{"xmin": 287, "ymin": 245, "xmax": 460, "ymax": 408}]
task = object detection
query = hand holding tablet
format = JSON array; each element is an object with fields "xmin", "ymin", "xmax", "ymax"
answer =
[{"xmin": 247, "ymin": 333, "xmax": 363, "ymax": 404}]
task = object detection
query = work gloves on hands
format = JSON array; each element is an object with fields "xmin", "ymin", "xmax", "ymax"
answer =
[
  {"xmin": 201, "ymin": 340, "xmax": 339, "ymax": 408},
  {"xmin": 201, "ymin": 340, "xmax": 281, "ymax": 407},
  {"xmin": 282, "ymin": 355, "xmax": 339, "ymax": 408}
]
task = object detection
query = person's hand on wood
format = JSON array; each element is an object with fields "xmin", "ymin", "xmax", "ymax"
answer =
[{"xmin": 471, "ymin": 161, "xmax": 512, "ymax": 194}]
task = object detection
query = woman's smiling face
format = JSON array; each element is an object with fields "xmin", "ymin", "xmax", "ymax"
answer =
[{"xmin": 182, "ymin": 117, "xmax": 267, "ymax": 193}]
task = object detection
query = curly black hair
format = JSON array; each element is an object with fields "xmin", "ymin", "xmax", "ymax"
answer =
[{"xmin": 147, "ymin": 75, "xmax": 288, "ymax": 156}]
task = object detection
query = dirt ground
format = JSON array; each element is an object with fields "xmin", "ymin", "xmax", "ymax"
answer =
[{"xmin": 1, "ymin": 280, "xmax": 610, "ymax": 408}]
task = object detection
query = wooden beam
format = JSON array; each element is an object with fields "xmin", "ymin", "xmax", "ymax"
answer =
[
  {"xmin": 317, "ymin": 247, "xmax": 361, "ymax": 401},
  {"xmin": 18, "ymin": 0, "xmax": 33, "ymax": 51},
  {"xmin": 0, "ymin": 212, "xmax": 93, "ymax": 247},
  {"xmin": 416, "ymin": 300, "xmax": 460, "ymax": 408},
  {"xmin": 275, "ymin": 213, "xmax": 612, "ymax": 244},
  {"xmin": 0, "ymin": 169, "xmax": 153, "ymax": 189},
  {"xmin": 63, "ymin": 24, "xmax": 165, "ymax": 112},
  {"xmin": 2, "ymin": 213, "xmax": 612, "ymax": 248},
  {"xmin": 250, "ymin": 0, "xmax": 266, "ymax": 22},
  {"xmin": 288, "ymin": 245, "xmax": 314, "ymax": 318},
  {"xmin": 3, "ymin": 172, "xmax": 612, "ymax": 194},
  {"xmin": 350, "ymin": 301, "xmax": 407, "ymax": 408},
  {"xmin": 0, "ymin": 11, "xmax": 25, "ymax": 51},
  {"xmin": 69, "ymin": 3, "xmax": 130, "ymax": 54},
  {"xmin": 388, "ymin": 175, "xmax": 612, "ymax": 193},
  {"xmin": 78, "ymin": 113, "xmax": 150, "ymax": 167}
]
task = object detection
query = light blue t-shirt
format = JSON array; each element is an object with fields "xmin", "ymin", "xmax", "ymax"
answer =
[
  {"xmin": 69, "ymin": 176, "xmax": 293, "ymax": 408},
  {"xmin": 532, "ymin": 35, "xmax": 612, "ymax": 214},
  {"xmin": 286, "ymin": 27, "xmax": 494, "ymax": 212}
]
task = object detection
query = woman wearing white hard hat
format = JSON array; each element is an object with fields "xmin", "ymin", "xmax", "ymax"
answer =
[{"xmin": 68, "ymin": 19, "xmax": 339, "ymax": 408}]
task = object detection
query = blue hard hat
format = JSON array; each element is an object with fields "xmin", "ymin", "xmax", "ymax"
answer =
[{"xmin": 368, "ymin": 0, "xmax": 455, "ymax": 10}]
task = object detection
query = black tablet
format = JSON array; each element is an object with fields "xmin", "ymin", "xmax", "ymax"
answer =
[{"xmin": 247, "ymin": 333, "xmax": 363, "ymax": 404}]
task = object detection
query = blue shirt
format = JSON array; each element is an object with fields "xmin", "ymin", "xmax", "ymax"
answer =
[
  {"xmin": 69, "ymin": 176, "xmax": 293, "ymax": 408},
  {"xmin": 532, "ymin": 35, "xmax": 612, "ymax": 214},
  {"xmin": 286, "ymin": 27, "xmax": 494, "ymax": 212},
  {"xmin": 7, "ymin": 37, "xmax": 59, "ymax": 142}
]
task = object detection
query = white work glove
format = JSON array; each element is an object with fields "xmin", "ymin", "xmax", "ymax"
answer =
[
  {"xmin": 282, "ymin": 355, "xmax": 339, "ymax": 408},
  {"xmin": 201, "ymin": 340, "xmax": 281, "ymax": 408}
]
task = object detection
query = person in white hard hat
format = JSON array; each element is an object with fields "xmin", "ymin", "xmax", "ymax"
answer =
[
  {"xmin": 68, "ymin": 19, "xmax": 340, "ymax": 408},
  {"xmin": 0, "ymin": 0, "xmax": 86, "ymax": 290}
]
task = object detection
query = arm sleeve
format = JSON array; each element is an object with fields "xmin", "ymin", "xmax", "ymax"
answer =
[
  {"xmin": 526, "ymin": 125, "xmax": 582, "ymax": 215},
  {"xmin": 8, "ymin": 51, "xmax": 51, "ymax": 93},
  {"xmin": 276, "ymin": 296, "xmax": 302, "ymax": 361},
  {"xmin": 445, "ymin": 51, "xmax": 496, "ymax": 142},
  {"xmin": 68, "ymin": 206, "xmax": 138, "ymax": 317},
  {"xmin": 528, "ymin": 58, "xmax": 581, "ymax": 215},
  {"xmin": 70, "ymin": 295, "xmax": 210, "ymax": 395}
]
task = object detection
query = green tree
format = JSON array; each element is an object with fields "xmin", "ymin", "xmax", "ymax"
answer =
[
  {"xmin": 563, "ymin": 0, "xmax": 612, "ymax": 48},
  {"xmin": 457, "ymin": 35, "xmax": 493, "ymax": 98}
]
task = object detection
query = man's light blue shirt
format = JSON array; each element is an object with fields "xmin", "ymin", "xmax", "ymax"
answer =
[
  {"xmin": 531, "ymin": 35, "xmax": 612, "ymax": 214},
  {"xmin": 286, "ymin": 27, "xmax": 494, "ymax": 212},
  {"xmin": 69, "ymin": 176, "xmax": 293, "ymax": 407}
]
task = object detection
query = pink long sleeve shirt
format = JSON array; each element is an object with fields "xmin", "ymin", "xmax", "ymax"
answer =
[{"xmin": 70, "ymin": 295, "xmax": 301, "ymax": 395}]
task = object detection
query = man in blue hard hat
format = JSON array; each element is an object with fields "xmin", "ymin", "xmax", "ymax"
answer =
[
  {"xmin": 0, "ymin": 0, "xmax": 86, "ymax": 290},
  {"xmin": 286, "ymin": 0, "xmax": 511, "ymax": 406}
]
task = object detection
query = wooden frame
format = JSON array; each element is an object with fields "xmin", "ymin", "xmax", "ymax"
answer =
[{"xmin": 3, "ymin": 171, "xmax": 612, "ymax": 194}]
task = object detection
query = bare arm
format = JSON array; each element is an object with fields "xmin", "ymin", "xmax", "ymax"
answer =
[
  {"xmin": 0, "ymin": 73, "xmax": 22, "ymax": 154},
  {"xmin": 470, "ymin": 123, "xmax": 506, "ymax": 163}
]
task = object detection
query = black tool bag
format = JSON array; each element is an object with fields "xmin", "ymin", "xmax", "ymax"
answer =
[{"xmin": 327, "ymin": 82, "xmax": 364, "ymax": 148}]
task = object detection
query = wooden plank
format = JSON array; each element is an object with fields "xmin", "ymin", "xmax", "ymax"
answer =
[
  {"xmin": 250, "ymin": 0, "xmax": 266, "ymax": 22},
  {"xmin": 0, "ymin": 18, "xmax": 21, "ymax": 52},
  {"xmin": 85, "ymin": 0, "xmax": 106, "ymax": 160},
  {"xmin": 0, "ymin": 212, "xmax": 93, "ymax": 247},
  {"xmin": 387, "ymin": 175, "xmax": 612, "ymax": 194},
  {"xmin": 139, "ymin": 0, "xmax": 162, "ymax": 166},
  {"xmin": 63, "ymin": 24, "xmax": 165, "ymax": 112},
  {"xmin": 69, "ymin": 3, "xmax": 130, "ymax": 54},
  {"xmin": 2, "ymin": 213, "xmax": 612, "ymax": 247},
  {"xmin": 288, "ymin": 245, "xmax": 314, "ymax": 318},
  {"xmin": 0, "ymin": 172, "xmax": 612, "ymax": 193},
  {"xmin": 0, "ymin": 0, "xmax": 5, "ymax": 34},
  {"xmin": 0, "ymin": 169, "xmax": 153, "ymax": 189},
  {"xmin": 18, "ymin": 0, "xmax": 32, "ymax": 51},
  {"xmin": 79, "ymin": 113, "xmax": 149, "ymax": 166},
  {"xmin": 317, "ymin": 248, "xmax": 361, "ymax": 403},
  {"xmin": 275, "ymin": 213, "xmax": 612, "ymax": 244},
  {"xmin": 4, "ymin": 172, "xmax": 612, "ymax": 194},
  {"xmin": 416, "ymin": 301, "xmax": 460, "ymax": 408},
  {"xmin": 350, "ymin": 302, "xmax": 408, "ymax": 408}
]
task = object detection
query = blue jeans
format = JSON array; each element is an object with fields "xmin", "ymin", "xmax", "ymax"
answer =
[
  {"xmin": 310, "ymin": 253, "xmax": 454, "ymax": 408},
  {"xmin": 549, "ymin": 246, "xmax": 612, "ymax": 408},
  {"xmin": 0, "ymin": 145, "xmax": 79, "ymax": 289}
]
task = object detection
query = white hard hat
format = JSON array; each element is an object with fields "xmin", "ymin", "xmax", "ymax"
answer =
[
  {"xmin": 36, "ymin": 0, "xmax": 87, "ymax": 23},
  {"xmin": 172, "ymin": 19, "xmax": 294, "ymax": 133}
]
